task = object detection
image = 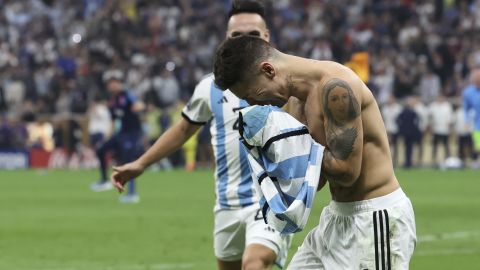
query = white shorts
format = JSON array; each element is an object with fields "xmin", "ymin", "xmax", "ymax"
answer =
[
  {"xmin": 214, "ymin": 204, "xmax": 293, "ymax": 268},
  {"xmin": 288, "ymin": 188, "xmax": 416, "ymax": 270}
]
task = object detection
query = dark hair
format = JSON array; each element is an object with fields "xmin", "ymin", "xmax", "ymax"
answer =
[
  {"xmin": 228, "ymin": 0, "xmax": 266, "ymax": 20},
  {"xmin": 213, "ymin": 35, "xmax": 273, "ymax": 90}
]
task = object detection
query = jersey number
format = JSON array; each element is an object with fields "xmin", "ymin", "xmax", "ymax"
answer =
[{"xmin": 232, "ymin": 107, "xmax": 247, "ymax": 130}]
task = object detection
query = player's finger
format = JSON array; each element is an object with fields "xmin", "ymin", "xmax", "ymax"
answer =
[
  {"xmin": 114, "ymin": 181, "xmax": 125, "ymax": 193},
  {"xmin": 111, "ymin": 175, "xmax": 125, "ymax": 193}
]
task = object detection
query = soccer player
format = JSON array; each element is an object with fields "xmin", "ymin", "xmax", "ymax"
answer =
[
  {"xmin": 90, "ymin": 69, "xmax": 145, "ymax": 204},
  {"xmin": 463, "ymin": 68, "xmax": 480, "ymax": 168},
  {"xmin": 111, "ymin": 1, "xmax": 291, "ymax": 269},
  {"xmin": 213, "ymin": 36, "xmax": 417, "ymax": 269}
]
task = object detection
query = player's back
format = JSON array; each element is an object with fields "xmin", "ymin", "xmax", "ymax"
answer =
[
  {"xmin": 183, "ymin": 74, "xmax": 258, "ymax": 210},
  {"xmin": 109, "ymin": 90, "xmax": 142, "ymax": 133},
  {"xmin": 311, "ymin": 61, "xmax": 399, "ymax": 202}
]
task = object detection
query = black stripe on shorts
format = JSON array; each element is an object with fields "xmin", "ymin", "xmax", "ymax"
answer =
[{"xmin": 373, "ymin": 210, "xmax": 391, "ymax": 270}]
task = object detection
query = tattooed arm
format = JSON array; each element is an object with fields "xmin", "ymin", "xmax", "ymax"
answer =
[{"xmin": 321, "ymin": 78, "xmax": 363, "ymax": 187}]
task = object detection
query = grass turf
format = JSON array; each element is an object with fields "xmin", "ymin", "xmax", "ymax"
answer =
[{"xmin": 0, "ymin": 169, "xmax": 479, "ymax": 269}]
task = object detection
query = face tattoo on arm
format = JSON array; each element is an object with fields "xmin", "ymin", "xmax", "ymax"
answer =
[{"xmin": 322, "ymin": 78, "xmax": 361, "ymax": 183}]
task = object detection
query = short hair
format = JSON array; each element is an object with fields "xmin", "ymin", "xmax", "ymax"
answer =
[
  {"xmin": 228, "ymin": 0, "xmax": 266, "ymax": 20},
  {"xmin": 213, "ymin": 35, "xmax": 273, "ymax": 90}
]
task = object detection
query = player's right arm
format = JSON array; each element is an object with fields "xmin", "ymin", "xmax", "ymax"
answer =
[
  {"xmin": 111, "ymin": 119, "xmax": 202, "ymax": 192},
  {"xmin": 111, "ymin": 76, "xmax": 213, "ymax": 192}
]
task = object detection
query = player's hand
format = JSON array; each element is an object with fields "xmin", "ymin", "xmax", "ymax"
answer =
[{"xmin": 111, "ymin": 161, "xmax": 145, "ymax": 193}]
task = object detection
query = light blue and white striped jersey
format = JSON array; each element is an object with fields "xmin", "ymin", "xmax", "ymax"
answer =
[
  {"xmin": 182, "ymin": 74, "xmax": 257, "ymax": 210},
  {"xmin": 239, "ymin": 105, "xmax": 325, "ymax": 234}
]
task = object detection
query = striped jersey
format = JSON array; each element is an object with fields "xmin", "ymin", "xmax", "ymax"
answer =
[
  {"xmin": 182, "ymin": 74, "xmax": 257, "ymax": 210},
  {"xmin": 239, "ymin": 105, "xmax": 325, "ymax": 234}
]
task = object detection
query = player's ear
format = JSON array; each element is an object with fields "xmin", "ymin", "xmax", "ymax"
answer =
[{"xmin": 260, "ymin": 62, "xmax": 275, "ymax": 79}]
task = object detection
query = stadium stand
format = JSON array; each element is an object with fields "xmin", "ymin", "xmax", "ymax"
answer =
[{"xmin": 0, "ymin": 0, "xmax": 479, "ymax": 169}]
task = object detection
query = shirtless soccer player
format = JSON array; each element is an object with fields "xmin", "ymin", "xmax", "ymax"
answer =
[
  {"xmin": 111, "ymin": 1, "xmax": 291, "ymax": 270},
  {"xmin": 213, "ymin": 36, "xmax": 417, "ymax": 270}
]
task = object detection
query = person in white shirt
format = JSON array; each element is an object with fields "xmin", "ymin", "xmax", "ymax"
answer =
[
  {"xmin": 418, "ymin": 67, "xmax": 441, "ymax": 105},
  {"xmin": 454, "ymin": 100, "xmax": 476, "ymax": 165},
  {"xmin": 88, "ymin": 96, "xmax": 112, "ymax": 150},
  {"xmin": 412, "ymin": 97, "xmax": 429, "ymax": 167},
  {"xmin": 381, "ymin": 96, "xmax": 402, "ymax": 166},
  {"xmin": 428, "ymin": 95, "xmax": 453, "ymax": 166}
]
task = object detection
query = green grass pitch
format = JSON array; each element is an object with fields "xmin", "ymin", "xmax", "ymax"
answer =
[{"xmin": 0, "ymin": 169, "xmax": 479, "ymax": 269}]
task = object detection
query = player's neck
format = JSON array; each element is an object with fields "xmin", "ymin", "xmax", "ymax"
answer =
[{"xmin": 281, "ymin": 54, "xmax": 324, "ymax": 101}]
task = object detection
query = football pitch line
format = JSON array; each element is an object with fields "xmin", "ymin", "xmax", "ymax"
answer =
[
  {"xmin": 415, "ymin": 248, "xmax": 480, "ymax": 257},
  {"xmin": 417, "ymin": 230, "xmax": 480, "ymax": 243}
]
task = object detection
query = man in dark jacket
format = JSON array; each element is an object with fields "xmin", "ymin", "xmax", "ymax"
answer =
[{"xmin": 397, "ymin": 97, "xmax": 421, "ymax": 168}]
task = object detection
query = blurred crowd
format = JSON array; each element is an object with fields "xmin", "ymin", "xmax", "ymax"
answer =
[{"xmin": 0, "ymin": 0, "xmax": 479, "ymax": 168}]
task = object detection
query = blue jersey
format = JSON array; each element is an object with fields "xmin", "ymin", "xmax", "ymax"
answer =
[
  {"xmin": 463, "ymin": 85, "xmax": 480, "ymax": 130},
  {"xmin": 109, "ymin": 90, "xmax": 142, "ymax": 133},
  {"xmin": 182, "ymin": 74, "xmax": 256, "ymax": 210}
]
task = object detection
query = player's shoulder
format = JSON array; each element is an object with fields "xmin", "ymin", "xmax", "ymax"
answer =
[
  {"xmin": 193, "ymin": 73, "xmax": 237, "ymax": 98},
  {"xmin": 196, "ymin": 73, "xmax": 215, "ymax": 88}
]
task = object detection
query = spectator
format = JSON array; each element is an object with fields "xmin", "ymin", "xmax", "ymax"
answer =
[
  {"xmin": 393, "ymin": 58, "xmax": 417, "ymax": 99},
  {"xmin": 87, "ymin": 96, "xmax": 111, "ymax": 150},
  {"xmin": 418, "ymin": 64, "xmax": 441, "ymax": 105},
  {"xmin": 0, "ymin": 84, "xmax": 7, "ymax": 113},
  {"xmin": 429, "ymin": 95, "xmax": 453, "ymax": 166},
  {"xmin": 397, "ymin": 97, "xmax": 421, "ymax": 168},
  {"xmin": 152, "ymin": 67, "xmax": 180, "ymax": 109},
  {"xmin": 454, "ymin": 99, "xmax": 476, "ymax": 166},
  {"xmin": 381, "ymin": 96, "xmax": 402, "ymax": 167},
  {"xmin": 412, "ymin": 96, "xmax": 429, "ymax": 167}
]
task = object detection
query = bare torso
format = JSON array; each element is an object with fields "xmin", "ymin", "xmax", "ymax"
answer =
[{"xmin": 288, "ymin": 61, "xmax": 399, "ymax": 202}]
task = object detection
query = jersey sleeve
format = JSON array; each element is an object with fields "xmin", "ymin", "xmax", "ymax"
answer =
[{"xmin": 181, "ymin": 77, "xmax": 213, "ymax": 125}]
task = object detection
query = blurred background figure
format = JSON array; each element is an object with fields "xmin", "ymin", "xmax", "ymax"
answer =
[
  {"xmin": 90, "ymin": 70, "xmax": 145, "ymax": 203},
  {"xmin": 144, "ymin": 101, "xmax": 172, "ymax": 171},
  {"xmin": 412, "ymin": 96, "xmax": 429, "ymax": 167},
  {"xmin": 26, "ymin": 117, "xmax": 54, "ymax": 152},
  {"xmin": 397, "ymin": 97, "xmax": 421, "ymax": 169},
  {"xmin": 382, "ymin": 96, "xmax": 402, "ymax": 167},
  {"xmin": 429, "ymin": 95, "xmax": 453, "ymax": 167},
  {"xmin": 453, "ymin": 98, "xmax": 475, "ymax": 168},
  {"xmin": 418, "ymin": 57, "xmax": 441, "ymax": 105},
  {"xmin": 87, "ymin": 95, "xmax": 111, "ymax": 151},
  {"xmin": 463, "ymin": 68, "xmax": 480, "ymax": 169}
]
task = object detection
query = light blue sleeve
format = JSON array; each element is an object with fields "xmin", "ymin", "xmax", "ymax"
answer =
[{"xmin": 463, "ymin": 87, "xmax": 473, "ymax": 124}]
